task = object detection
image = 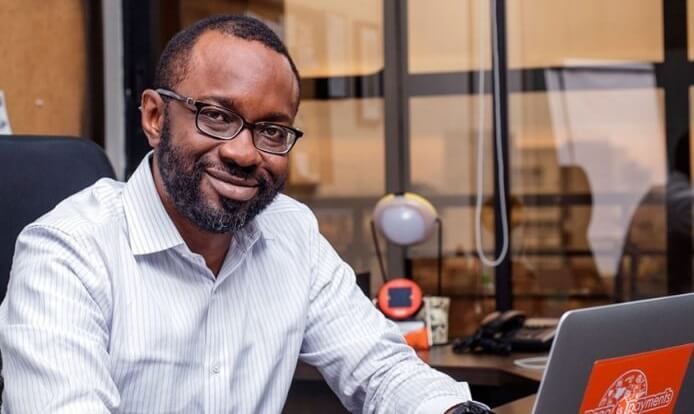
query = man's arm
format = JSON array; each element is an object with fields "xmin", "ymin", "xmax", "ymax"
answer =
[
  {"xmin": 0, "ymin": 225, "xmax": 119, "ymax": 413},
  {"xmin": 300, "ymin": 228, "xmax": 472, "ymax": 413}
]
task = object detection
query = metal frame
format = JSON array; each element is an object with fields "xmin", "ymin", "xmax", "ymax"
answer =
[
  {"xmin": 299, "ymin": 73, "xmax": 382, "ymax": 100},
  {"xmin": 84, "ymin": 0, "xmax": 105, "ymax": 148},
  {"xmin": 122, "ymin": 0, "xmax": 159, "ymax": 177},
  {"xmin": 102, "ymin": 0, "xmax": 126, "ymax": 179},
  {"xmin": 490, "ymin": 0, "xmax": 513, "ymax": 310},
  {"xmin": 659, "ymin": 0, "xmax": 693, "ymax": 294},
  {"xmin": 301, "ymin": 64, "xmax": 661, "ymax": 100}
]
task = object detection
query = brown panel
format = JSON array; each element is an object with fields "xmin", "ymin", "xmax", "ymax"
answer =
[{"xmin": 0, "ymin": 0, "xmax": 87, "ymax": 136}]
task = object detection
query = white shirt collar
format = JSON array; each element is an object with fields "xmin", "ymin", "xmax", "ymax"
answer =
[{"xmin": 122, "ymin": 153, "xmax": 185, "ymax": 255}]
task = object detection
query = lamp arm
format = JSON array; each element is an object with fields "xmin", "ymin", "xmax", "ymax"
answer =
[
  {"xmin": 370, "ymin": 219, "xmax": 388, "ymax": 284},
  {"xmin": 436, "ymin": 217, "xmax": 443, "ymax": 296}
]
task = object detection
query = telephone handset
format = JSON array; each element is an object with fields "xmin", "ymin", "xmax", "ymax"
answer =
[
  {"xmin": 452, "ymin": 310, "xmax": 556, "ymax": 355},
  {"xmin": 479, "ymin": 310, "xmax": 526, "ymax": 336}
]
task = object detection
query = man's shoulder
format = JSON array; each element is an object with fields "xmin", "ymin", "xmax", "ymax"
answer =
[{"xmin": 29, "ymin": 177, "xmax": 126, "ymax": 239}]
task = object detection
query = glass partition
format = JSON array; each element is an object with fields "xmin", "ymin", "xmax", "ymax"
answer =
[
  {"xmin": 409, "ymin": 95, "xmax": 496, "ymax": 336},
  {"xmin": 506, "ymin": 0, "xmax": 663, "ymax": 68},
  {"xmin": 405, "ymin": 0, "xmax": 680, "ymax": 334},
  {"xmin": 408, "ymin": 0, "xmax": 491, "ymax": 73},
  {"xmin": 288, "ymin": 98, "xmax": 385, "ymax": 276},
  {"xmin": 509, "ymin": 88, "xmax": 667, "ymax": 316},
  {"xmin": 408, "ymin": 0, "xmax": 662, "ymax": 73}
]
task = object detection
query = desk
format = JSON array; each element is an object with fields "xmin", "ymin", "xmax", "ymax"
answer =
[
  {"xmin": 495, "ymin": 394, "xmax": 537, "ymax": 414},
  {"xmin": 416, "ymin": 345, "xmax": 543, "ymax": 385},
  {"xmin": 289, "ymin": 345, "xmax": 544, "ymax": 412},
  {"xmin": 294, "ymin": 345, "xmax": 543, "ymax": 384}
]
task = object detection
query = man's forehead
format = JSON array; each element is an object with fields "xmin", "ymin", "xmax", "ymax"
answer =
[
  {"xmin": 185, "ymin": 30, "xmax": 299, "ymax": 111},
  {"xmin": 189, "ymin": 31, "xmax": 289, "ymax": 79}
]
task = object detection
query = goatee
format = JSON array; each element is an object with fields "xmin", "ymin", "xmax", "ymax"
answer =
[{"xmin": 156, "ymin": 114, "xmax": 285, "ymax": 233}]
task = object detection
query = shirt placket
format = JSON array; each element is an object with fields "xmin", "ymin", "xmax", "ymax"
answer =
[
  {"xmin": 205, "ymin": 282, "xmax": 229, "ymax": 413},
  {"xmin": 204, "ymin": 249, "xmax": 248, "ymax": 412}
]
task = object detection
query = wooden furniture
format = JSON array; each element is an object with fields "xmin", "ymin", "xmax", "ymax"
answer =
[
  {"xmin": 495, "ymin": 394, "xmax": 537, "ymax": 414},
  {"xmin": 416, "ymin": 344, "xmax": 543, "ymax": 384}
]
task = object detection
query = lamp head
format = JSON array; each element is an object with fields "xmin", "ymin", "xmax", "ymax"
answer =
[{"xmin": 373, "ymin": 192, "xmax": 438, "ymax": 246}]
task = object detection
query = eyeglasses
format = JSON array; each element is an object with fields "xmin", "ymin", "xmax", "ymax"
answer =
[{"xmin": 156, "ymin": 88, "xmax": 303, "ymax": 155}]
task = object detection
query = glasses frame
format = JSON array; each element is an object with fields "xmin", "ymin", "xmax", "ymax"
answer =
[{"xmin": 155, "ymin": 88, "xmax": 303, "ymax": 155}]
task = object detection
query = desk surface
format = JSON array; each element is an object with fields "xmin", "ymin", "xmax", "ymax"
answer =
[
  {"xmin": 416, "ymin": 345, "xmax": 544, "ymax": 384},
  {"xmin": 294, "ymin": 345, "xmax": 544, "ymax": 385},
  {"xmin": 495, "ymin": 394, "xmax": 537, "ymax": 414},
  {"xmin": 418, "ymin": 346, "xmax": 542, "ymax": 412}
]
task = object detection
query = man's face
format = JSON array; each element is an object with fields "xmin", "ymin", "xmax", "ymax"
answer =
[{"xmin": 154, "ymin": 31, "xmax": 299, "ymax": 233}]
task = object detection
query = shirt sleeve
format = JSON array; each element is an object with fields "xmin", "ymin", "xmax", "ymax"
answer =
[
  {"xmin": 300, "ymin": 226, "xmax": 472, "ymax": 413},
  {"xmin": 0, "ymin": 225, "xmax": 119, "ymax": 413}
]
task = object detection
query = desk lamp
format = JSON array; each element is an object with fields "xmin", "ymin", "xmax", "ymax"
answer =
[{"xmin": 371, "ymin": 192, "xmax": 443, "ymax": 321}]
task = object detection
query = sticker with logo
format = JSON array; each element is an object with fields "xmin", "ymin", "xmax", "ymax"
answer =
[{"xmin": 579, "ymin": 343, "xmax": 693, "ymax": 414}]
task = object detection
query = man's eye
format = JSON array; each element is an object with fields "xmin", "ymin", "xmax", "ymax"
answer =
[
  {"xmin": 200, "ymin": 109, "xmax": 231, "ymax": 123},
  {"xmin": 259, "ymin": 125, "xmax": 286, "ymax": 140}
]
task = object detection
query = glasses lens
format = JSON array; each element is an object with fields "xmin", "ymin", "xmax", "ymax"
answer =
[
  {"xmin": 197, "ymin": 106, "xmax": 243, "ymax": 138},
  {"xmin": 254, "ymin": 124, "xmax": 295, "ymax": 154}
]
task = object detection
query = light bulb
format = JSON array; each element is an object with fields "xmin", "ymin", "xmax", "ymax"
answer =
[{"xmin": 373, "ymin": 193, "xmax": 438, "ymax": 246}]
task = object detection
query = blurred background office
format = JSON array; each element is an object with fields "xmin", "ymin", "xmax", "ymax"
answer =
[{"xmin": 1, "ymin": 0, "xmax": 693, "ymax": 340}]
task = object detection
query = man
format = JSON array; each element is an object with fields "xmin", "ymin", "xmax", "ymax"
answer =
[{"xmin": 0, "ymin": 16, "xmax": 490, "ymax": 413}]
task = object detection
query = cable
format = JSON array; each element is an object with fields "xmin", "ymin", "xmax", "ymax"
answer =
[{"xmin": 475, "ymin": 0, "xmax": 510, "ymax": 267}]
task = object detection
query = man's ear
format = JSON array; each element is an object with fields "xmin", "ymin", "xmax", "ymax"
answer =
[{"xmin": 140, "ymin": 89, "xmax": 166, "ymax": 149}]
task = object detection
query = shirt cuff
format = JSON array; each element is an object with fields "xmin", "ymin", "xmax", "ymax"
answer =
[{"xmin": 414, "ymin": 396, "xmax": 468, "ymax": 414}]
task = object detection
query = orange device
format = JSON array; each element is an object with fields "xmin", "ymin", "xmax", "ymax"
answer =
[{"xmin": 377, "ymin": 278, "xmax": 423, "ymax": 320}]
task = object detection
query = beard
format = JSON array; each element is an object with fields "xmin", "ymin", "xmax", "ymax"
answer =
[{"xmin": 156, "ymin": 114, "xmax": 285, "ymax": 233}]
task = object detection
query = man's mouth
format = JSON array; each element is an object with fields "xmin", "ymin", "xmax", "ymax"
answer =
[{"xmin": 205, "ymin": 168, "xmax": 259, "ymax": 201}]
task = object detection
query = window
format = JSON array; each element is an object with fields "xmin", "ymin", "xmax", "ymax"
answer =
[{"xmin": 125, "ymin": 0, "xmax": 693, "ymax": 339}]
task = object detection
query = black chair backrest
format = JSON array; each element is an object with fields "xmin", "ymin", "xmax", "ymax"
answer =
[{"xmin": 0, "ymin": 135, "xmax": 116, "ymax": 300}]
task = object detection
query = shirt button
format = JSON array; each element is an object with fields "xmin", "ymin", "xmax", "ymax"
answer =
[{"xmin": 211, "ymin": 364, "xmax": 221, "ymax": 375}]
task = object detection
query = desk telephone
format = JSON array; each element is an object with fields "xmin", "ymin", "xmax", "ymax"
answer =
[{"xmin": 452, "ymin": 310, "xmax": 557, "ymax": 355}]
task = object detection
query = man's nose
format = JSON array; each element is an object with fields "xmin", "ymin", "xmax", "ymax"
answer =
[{"xmin": 218, "ymin": 127, "xmax": 262, "ymax": 167}]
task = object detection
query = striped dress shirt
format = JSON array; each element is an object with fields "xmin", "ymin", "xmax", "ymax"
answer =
[{"xmin": 0, "ymin": 154, "xmax": 472, "ymax": 413}]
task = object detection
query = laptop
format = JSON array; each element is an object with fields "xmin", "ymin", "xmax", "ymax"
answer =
[{"xmin": 531, "ymin": 292, "xmax": 694, "ymax": 414}]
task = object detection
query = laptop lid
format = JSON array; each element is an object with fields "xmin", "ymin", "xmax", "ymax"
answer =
[{"xmin": 532, "ymin": 292, "xmax": 694, "ymax": 414}]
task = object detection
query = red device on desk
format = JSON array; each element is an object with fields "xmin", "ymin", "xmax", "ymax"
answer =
[{"xmin": 377, "ymin": 278, "xmax": 423, "ymax": 320}]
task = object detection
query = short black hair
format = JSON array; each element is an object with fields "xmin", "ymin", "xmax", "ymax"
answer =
[{"xmin": 153, "ymin": 15, "xmax": 300, "ymax": 96}]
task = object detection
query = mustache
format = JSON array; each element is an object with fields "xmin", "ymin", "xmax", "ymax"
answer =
[{"xmin": 196, "ymin": 158, "xmax": 269, "ymax": 187}]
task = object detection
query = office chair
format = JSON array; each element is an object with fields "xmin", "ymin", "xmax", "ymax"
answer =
[{"xmin": 0, "ymin": 135, "xmax": 116, "ymax": 301}]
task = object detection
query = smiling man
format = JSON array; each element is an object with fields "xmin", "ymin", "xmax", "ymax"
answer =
[{"xmin": 0, "ymin": 16, "xmax": 488, "ymax": 414}]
